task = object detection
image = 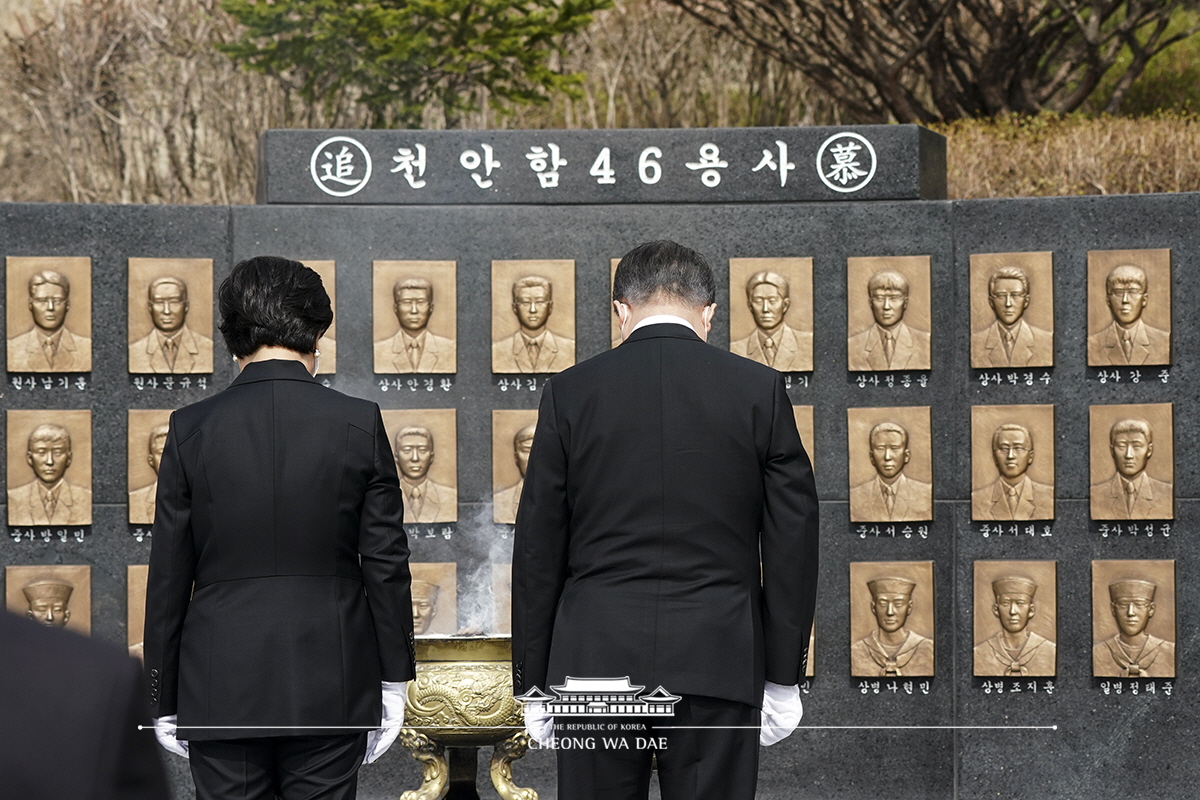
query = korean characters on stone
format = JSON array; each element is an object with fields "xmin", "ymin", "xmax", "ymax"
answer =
[
  {"xmin": 728, "ymin": 258, "xmax": 814, "ymax": 372},
  {"xmin": 1089, "ymin": 403, "xmax": 1173, "ymax": 520},
  {"xmin": 128, "ymin": 565, "xmax": 149, "ymax": 660},
  {"xmin": 973, "ymin": 562, "xmax": 1057, "ymax": 677},
  {"xmin": 127, "ymin": 258, "xmax": 214, "ymax": 374},
  {"xmin": 492, "ymin": 260, "xmax": 575, "ymax": 373},
  {"xmin": 850, "ymin": 561, "xmax": 934, "ymax": 678},
  {"xmin": 128, "ymin": 410, "xmax": 173, "ymax": 525},
  {"xmin": 304, "ymin": 260, "xmax": 338, "ymax": 374},
  {"xmin": 1092, "ymin": 560, "xmax": 1175, "ymax": 678},
  {"xmin": 6, "ymin": 256, "xmax": 92, "ymax": 373},
  {"xmin": 373, "ymin": 261, "xmax": 457, "ymax": 374},
  {"xmin": 381, "ymin": 409, "xmax": 458, "ymax": 524},
  {"xmin": 971, "ymin": 405, "xmax": 1055, "ymax": 521},
  {"xmin": 847, "ymin": 406, "xmax": 933, "ymax": 523},
  {"xmin": 410, "ymin": 563, "xmax": 458, "ymax": 635},
  {"xmin": 969, "ymin": 252, "xmax": 1054, "ymax": 369},
  {"xmin": 493, "ymin": 409, "xmax": 537, "ymax": 524},
  {"xmin": 846, "ymin": 256, "xmax": 931, "ymax": 372},
  {"xmin": 5, "ymin": 565, "xmax": 91, "ymax": 634},
  {"xmin": 1087, "ymin": 249, "xmax": 1171, "ymax": 367},
  {"xmin": 6, "ymin": 410, "xmax": 92, "ymax": 526}
]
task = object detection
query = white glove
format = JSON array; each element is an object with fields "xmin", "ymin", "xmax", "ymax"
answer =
[
  {"xmin": 522, "ymin": 701, "xmax": 555, "ymax": 748},
  {"xmin": 363, "ymin": 681, "xmax": 407, "ymax": 764},
  {"xmin": 759, "ymin": 681, "xmax": 802, "ymax": 746},
  {"xmin": 153, "ymin": 715, "xmax": 189, "ymax": 758}
]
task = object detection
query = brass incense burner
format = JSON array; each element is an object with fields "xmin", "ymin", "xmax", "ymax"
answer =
[{"xmin": 400, "ymin": 635, "xmax": 536, "ymax": 800}]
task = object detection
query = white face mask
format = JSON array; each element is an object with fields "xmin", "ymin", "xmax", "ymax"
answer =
[{"xmin": 311, "ymin": 350, "xmax": 321, "ymax": 377}]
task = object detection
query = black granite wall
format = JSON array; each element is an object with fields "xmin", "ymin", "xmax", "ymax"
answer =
[{"xmin": 1, "ymin": 190, "xmax": 1195, "ymax": 799}]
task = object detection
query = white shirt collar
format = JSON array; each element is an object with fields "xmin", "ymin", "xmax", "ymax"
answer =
[{"xmin": 630, "ymin": 314, "xmax": 699, "ymax": 336}]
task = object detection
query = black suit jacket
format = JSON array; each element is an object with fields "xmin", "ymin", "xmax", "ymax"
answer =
[
  {"xmin": 144, "ymin": 359, "xmax": 414, "ymax": 740},
  {"xmin": 512, "ymin": 323, "xmax": 819, "ymax": 706},
  {"xmin": 0, "ymin": 610, "xmax": 169, "ymax": 799}
]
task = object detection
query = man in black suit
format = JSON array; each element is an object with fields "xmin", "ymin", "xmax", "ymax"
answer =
[
  {"xmin": 512, "ymin": 240, "xmax": 819, "ymax": 800},
  {"xmin": 0, "ymin": 610, "xmax": 169, "ymax": 799},
  {"xmin": 144, "ymin": 256, "xmax": 414, "ymax": 799}
]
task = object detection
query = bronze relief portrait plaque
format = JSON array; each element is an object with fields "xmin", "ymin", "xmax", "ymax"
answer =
[
  {"xmin": 493, "ymin": 409, "xmax": 538, "ymax": 524},
  {"xmin": 972, "ymin": 561, "xmax": 1057, "ymax": 677},
  {"xmin": 1089, "ymin": 403, "xmax": 1173, "ymax": 520},
  {"xmin": 846, "ymin": 256, "xmax": 931, "ymax": 372},
  {"xmin": 729, "ymin": 257, "xmax": 814, "ymax": 372},
  {"xmin": 969, "ymin": 252, "xmax": 1054, "ymax": 369},
  {"xmin": 410, "ymin": 562, "xmax": 458, "ymax": 636},
  {"xmin": 849, "ymin": 561, "xmax": 934, "ymax": 677},
  {"xmin": 493, "ymin": 563, "xmax": 512, "ymax": 635},
  {"xmin": 6, "ymin": 564, "xmax": 91, "ymax": 635},
  {"xmin": 303, "ymin": 260, "xmax": 338, "ymax": 374},
  {"xmin": 1087, "ymin": 249, "xmax": 1171, "ymax": 367},
  {"xmin": 373, "ymin": 260, "xmax": 457, "ymax": 374},
  {"xmin": 1092, "ymin": 560, "xmax": 1175, "ymax": 678},
  {"xmin": 492, "ymin": 259, "xmax": 576, "ymax": 374},
  {"xmin": 793, "ymin": 406, "xmax": 815, "ymax": 475},
  {"xmin": 128, "ymin": 564, "xmax": 149, "ymax": 659},
  {"xmin": 6, "ymin": 409, "xmax": 93, "ymax": 526},
  {"xmin": 127, "ymin": 258, "xmax": 214, "ymax": 374},
  {"xmin": 127, "ymin": 409, "xmax": 174, "ymax": 525},
  {"xmin": 6, "ymin": 256, "xmax": 92, "ymax": 373},
  {"xmin": 380, "ymin": 409, "xmax": 458, "ymax": 524},
  {"xmin": 970, "ymin": 405, "xmax": 1055, "ymax": 521},
  {"xmin": 847, "ymin": 406, "xmax": 933, "ymax": 522}
]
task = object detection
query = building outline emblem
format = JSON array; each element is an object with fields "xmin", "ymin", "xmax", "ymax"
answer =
[
  {"xmin": 515, "ymin": 677, "xmax": 681, "ymax": 717},
  {"xmin": 816, "ymin": 131, "xmax": 877, "ymax": 193},
  {"xmin": 310, "ymin": 136, "xmax": 372, "ymax": 197}
]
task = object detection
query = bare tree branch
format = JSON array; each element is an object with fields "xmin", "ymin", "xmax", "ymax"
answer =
[{"xmin": 662, "ymin": 0, "xmax": 1200, "ymax": 121}]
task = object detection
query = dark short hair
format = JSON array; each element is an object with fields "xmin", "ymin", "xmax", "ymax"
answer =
[
  {"xmin": 218, "ymin": 256, "xmax": 332, "ymax": 358},
  {"xmin": 613, "ymin": 240, "xmax": 716, "ymax": 308}
]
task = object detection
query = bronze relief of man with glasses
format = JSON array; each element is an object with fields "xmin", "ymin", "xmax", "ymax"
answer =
[
  {"xmin": 492, "ymin": 275, "xmax": 575, "ymax": 373},
  {"xmin": 972, "ymin": 423, "xmax": 1054, "ymax": 521},
  {"xmin": 971, "ymin": 266, "xmax": 1053, "ymax": 368},
  {"xmin": 8, "ymin": 269, "xmax": 92, "ymax": 372},
  {"xmin": 1088, "ymin": 264, "xmax": 1170, "ymax": 366}
]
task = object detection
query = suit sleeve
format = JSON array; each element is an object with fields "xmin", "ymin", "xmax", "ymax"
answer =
[
  {"xmin": 511, "ymin": 378, "xmax": 571, "ymax": 695},
  {"xmin": 107, "ymin": 655, "xmax": 171, "ymax": 799},
  {"xmin": 143, "ymin": 415, "xmax": 197, "ymax": 717},
  {"xmin": 761, "ymin": 373, "xmax": 819, "ymax": 684},
  {"xmin": 359, "ymin": 404, "xmax": 416, "ymax": 682}
]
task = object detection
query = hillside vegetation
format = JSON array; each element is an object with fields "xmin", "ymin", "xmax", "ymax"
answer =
[{"xmin": 1, "ymin": 0, "xmax": 1198, "ymax": 204}]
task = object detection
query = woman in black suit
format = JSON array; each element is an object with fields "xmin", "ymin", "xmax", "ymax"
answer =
[{"xmin": 144, "ymin": 256, "xmax": 414, "ymax": 800}]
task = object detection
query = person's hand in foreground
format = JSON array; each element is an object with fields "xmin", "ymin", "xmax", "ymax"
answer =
[
  {"xmin": 760, "ymin": 682, "xmax": 803, "ymax": 746},
  {"xmin": 153, "ymin": 715, "xmax": 189, "ymax": 758},
  {"xmin": 364, "ymin": 681, "xmax": 408, "ymax": 764},
  {"xmin": 523, "ymin": 701, "xmax": 554, "ymax": 747}
]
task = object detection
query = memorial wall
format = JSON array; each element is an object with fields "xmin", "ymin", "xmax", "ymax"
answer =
[{"xmin": 0, "ymin": 125, "xmax": 1195, "ymax": 799}]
